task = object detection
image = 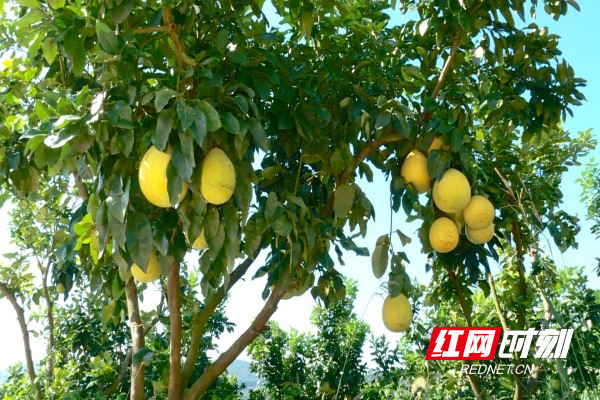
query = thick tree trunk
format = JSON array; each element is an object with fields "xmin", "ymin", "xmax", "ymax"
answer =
[
  {"xmin": 0, "ymin": 282, "xmax": 43, "ymax": 400},
  {"xmin": 125, "ymin": 278, "xmax": 145, "ymax": 400}
]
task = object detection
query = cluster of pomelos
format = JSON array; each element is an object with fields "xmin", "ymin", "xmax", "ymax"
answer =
[
  {"xmin": 130, "ymin": 146, "xmax": 236, "ymax": 283},
  {"xmin": 382, "ymin": 137, "xmax": 496, "ymax": 333}
]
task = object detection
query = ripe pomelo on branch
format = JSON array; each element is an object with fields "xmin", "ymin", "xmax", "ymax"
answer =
[
  {"xmin": 131, "ymin": 251, "xmax": 162, "ymax": 283},
  {"xmin": 382, "ymin": 293, "xmax": 413, "ymax": 332},
  {"xmin": 190, "ymin": 229, "xmax": 208, "ymax": 250},
  {"xmin": 139, "ymin": 146, "xmax": 188, "ymax": 208},
  {"xmin": 432, "ymin": 168, "xmax": 471, "ymax": 213},
  {"xmin": 56, "ymin": 283, "xmax": 66, "ymax": 294},
  {"xmin": 463, "ymin": 195, "xmax": 494, "ymax": 229},
  {"xmin": 400, "ymin": 149, "xmax": 430, "ymax": 194},
  {"xmin": 201, "ymin": 147, "xmax": 236, "ymax": 205},
  {"xmin": 429, "ymin": 217, "xmax": 459, "ymax": 253},
  {"xmin": 466, "ymin": 223, "xmax": 495, "ymax": 244}
]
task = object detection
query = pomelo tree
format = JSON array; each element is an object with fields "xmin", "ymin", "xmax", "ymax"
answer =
[{"xmin": 0, "ymin": 0, "xmax": 595, "ymax": 399}]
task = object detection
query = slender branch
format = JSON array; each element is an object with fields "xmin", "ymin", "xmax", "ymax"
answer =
[
  {"xmin": 182, "ymin": 284, "xmax": 286, "ymax": 400},
  {"xmin": 0, "ymin": 282, "xmax": 43, "ymax": 400},
  {"xmin": 125, "ymin": 279, "xmax": 145, "ymax": 400},
  {"xmin": 168, "ymin": 261, "xmax": 182, "ymax": 400},
  {"xmin": 39, "ymin": 257, "xmax": 55, "ymax": 385},
  {"xmin": 132, "ymin": 26, "xmax": 170, "ymax": 34},
  {"xmin": 487, "ymin": 271, "xmax": 510, "ymax": 331},
  {"xmin": 103, "ymin": 349, "xmax": 132, "ymax": 396},
  {"xmin": 449, "ymin": 267, "xmax": 472, "ymax": 327},
  {"xmin": 181, "ymin": 249, "xmax": 261, "ymax": 389},
  {"xmin": 431, "ymin": 33, "xmax": 461, "ymax": 99}
]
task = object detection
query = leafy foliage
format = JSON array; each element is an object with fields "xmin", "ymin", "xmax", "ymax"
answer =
[{"xmin": 0, "ymin": 0, "xmax": 596, "ymax": 398}]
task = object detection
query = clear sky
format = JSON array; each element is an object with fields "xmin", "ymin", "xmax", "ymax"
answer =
[{"xmin": 1, "ymin": 1, "xmax": 599, "ymax": 370}]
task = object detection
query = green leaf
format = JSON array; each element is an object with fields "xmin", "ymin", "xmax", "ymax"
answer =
[
  {"xmin": 227, "ymin": 50, "xmax": 248, "ymax": 65},
  {"xmin": 177, "ymin": 98, "xmax": 195, "ymax": 130},
  {"xmin": 333, "ymin": 184, "xmax": 355, "ymax": 218},
  {"xmin": 248, "ymin": 118, "xmax": 269, "ymax": 152},
  {"xmin": 478, "ymin": 280, "xmax": 491, "ymax": 297},
  {"xmin": 427, "ymin": 150, "xmax": 451, "ymax": 181},
  {"xmin": 191, "ymin": 108, "xmax": 207, "ymax": 146},
  {"xmin": 155, "ymin": 88, "xmax": 177, "ymax": 112},
  {"xmin": 109, "ymin": 0, "xmax": 133, "ymax": 24},
  {"xmin": 153, "ymin": 109, "xmax": 174, "ymax": 150},
  {"xmin": 371, "ymin": 237, "xmax": 390, "ymax": 279},
  {"xmin": 106, "ymin": 179, "xmax": 130, "ymax": 224},
  {"xmin": 132, "ymin": 347, "xmax": 153, "ymax": 367},
  {"xmin": 126, "ymin": 212, "xmax": 153, "ymax": 271},
  {"xmin": 166, "ymin": 163, "xmax": 184, "ymax": 206},
  {"xmin": 274, "ymin": 214, "xmax": 293, "ymax": 236},
  {"xmin": 221, "ymin": 112, "xmax": 240, "ymax": 135},
  {"xmin": 375, "ymin": 112, "xmax": 391, "ymax": 130},
  {"xmin": 96, "ymin": 21, "xmax": 119, "ymax": 53},
  {"xmin": 15, "ymin": 9, "xmax": 44, "ymax": 27},
  {"xmin": 42, "ymin": 38, "xmax": 58, "ymax": 64},
  {"xmin": 196, "ymin": 100, "xmax": 221, "ymax": 132},
  {"xmin": 47, "ymin": 0, "xmax": 65, "ymax": 9},
  {"xmin": 117, "ymin": 130, "xmax": 134, "ymax": 157},
  {"xmin": 172, "ymin": 135, "xmax": 195, "ymax": 181},
  {"xmin": 450, "ymin": 129, "xmax": 462, "ymax": 152},
  {"xmin": 63, "ymin": 30, "xmax": 85, "ymax": 76},
  {"xmin": 215, "ymin": 29, "xmax": 228, "ymax": 53},
  {"xmin": 396, "ymin": 229, "xmax": 412, "ymax": 247},
  {"xmin": 300, "ymin": 11, "xmax": 314, "ymax": 38}
]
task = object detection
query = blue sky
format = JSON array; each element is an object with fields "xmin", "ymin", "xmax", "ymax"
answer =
[{"xmin": 1, "ymin": 1, "xmax": 599, "ymax": 369}]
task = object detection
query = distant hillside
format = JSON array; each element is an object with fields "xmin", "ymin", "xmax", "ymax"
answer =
[{"xmin": 227, "ymin": 359, "xmax": 259, "ymax": 390}]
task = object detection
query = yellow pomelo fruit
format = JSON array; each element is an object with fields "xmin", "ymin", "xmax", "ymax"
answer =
[
  {"xmin": 463, "ymin": 195, "xmax": 495, "ymax": 229},
  {"xmin": 466, "ymin": 223, "xmax": 495, "ymax": 244},
  {"xmin": 131, "ymin": 252, "xmax": 162, "ymax": 283},
  {"xmin": 382, "ymin": 293, "xmax": 413, "ymax": 332},
  {"xmin": 427, "ymin": 136, "xmax": 443, "ymax": 154},
  {"xmin": 432, "ymin": 168, "xmax": 471, "ymax": 213},
  {"xmin": 401, "ymin": 150, "xmax": 430, "ymax": 194},
  {"xmin": 139, "ymin": 146, "xmax": 188, "ymax": 208},
  {"xmin": 191, "ymin": 229, "xmax": 208, "ymax": 250},
  {"xmin": 448, "ymin": 210, "xmax": 465, "ymax": 233},
  {"xmin": 201, "ymin": 148, "xmax": 236, "ymax": 205},
  {"xmin": 56, "ymin": 283, "xmax": 66, "ymax": 294},
  {"xmin": 429, "ymin": 217, "xmax": 459, "ymax": 253}
]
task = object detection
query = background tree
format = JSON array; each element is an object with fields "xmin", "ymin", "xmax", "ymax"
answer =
[
  {"xmin": 0, "ymin": 0, "xmax": 593, "ymax": 399},
  {"xmin": 248, "ymin": 279, "xmax": 369, "ymax": 400}
]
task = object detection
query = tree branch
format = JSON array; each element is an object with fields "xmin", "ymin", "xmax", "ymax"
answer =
[
  {"xmin": 0, "ymin": 282, "xmax": 43, "ymax": 400},
  {"xmin": 181, "ymin": 249, "xmax": 261, "ymax": 389},
  {"xmin": 448, "ymin": 268, "xmax": 485, "ymax": 399},
  {"xmin": 104, "ymin": 312, "xmax": 162, "ymax": 397},
  {"xmin": 125, "ymin": 278, "xmax": 145, "ymax": 400},
  {"xmin": 168, "ymin": 261, "xmax": 182, "ymax": 400},
  {"xmin": 39, "ymin": 257, "xmax": 56, "ymax": 385},
  {"xmin": 182, "ymin": 284, "xmax": 286, "ymax": 400},
  {"xmin": 431, "ymin": 33, "xmax": 461, "ymax": 99}
]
